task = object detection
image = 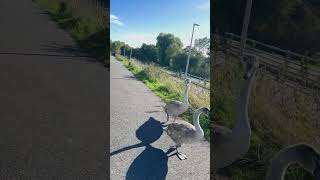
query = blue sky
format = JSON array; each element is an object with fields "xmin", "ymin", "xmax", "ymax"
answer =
[{"xmin": 110, "ymin": 0, "xmax": 210, "ymax": 48}]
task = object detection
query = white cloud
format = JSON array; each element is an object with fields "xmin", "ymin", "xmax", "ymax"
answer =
[
  {"xmin": 110, "ymin": 14, "xmax": 124, "ymax": 26},
  {"xmin": 124, "ymin": 32, "xmax": 157, "ymax": 48},
  {"xmin": 195, "ymin": 1, "xmax": 210, "ymax": 10}
]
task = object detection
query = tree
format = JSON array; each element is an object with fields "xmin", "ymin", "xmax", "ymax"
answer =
[
  {"xmin": 123, "ymin": 44, "xmax": 131, "ymax": 58},
  {"xmin": 110, "ymin": 40, "xmax": 112, "ymax": 52},
  {"xmin": 131, "ymin": 47, "xmax": 141, "ymax": 59},
  {"xmin": 212, "ymin": 0, "xmax": 320, "ymax": 53},
  {"xmin": 112, "ymin": 41, "xmax": 125, "ymax": 55},
  {"xmin": 171, "ymin": 50, "xmax": 206, "ymax": 77},
  {"xmin": 139, "ymin": 43, "xmax": 159, "ymax": 63},
  {"xmin": 156, "ymin": 33, "xmax": 183, "ymax": 66},
  {"xmin": 194, "ymin": 37, "xmax": 210, "ymax": 56},
  {"xmin": 166, "ymin": 43, "xmax": 182, "ymax": 66}
]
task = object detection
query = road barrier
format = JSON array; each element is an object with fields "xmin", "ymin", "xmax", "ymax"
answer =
[{"xmin": 213, "ymin": 32, "xmax": 320, "ymax": 93}]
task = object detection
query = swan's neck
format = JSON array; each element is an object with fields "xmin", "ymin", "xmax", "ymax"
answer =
[
  {"xmin": 182, "ymin": 86, "xmax": 189, "ymax": 105},
  {"xmin": 232, "ymin": 70, "xmax": 256, "ymax": 136},
  {"xmin": 193, "ymin": 110, "xmax": 204, "ymax": 136},
  {"xmin": 266, "ymin": 145, "xmax": 315, "ymax": 180}
]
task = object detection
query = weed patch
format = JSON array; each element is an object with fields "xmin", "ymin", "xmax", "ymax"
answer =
[{"xmin": 34, "ymin": 0, "xmax": 108, "ymax": 66}]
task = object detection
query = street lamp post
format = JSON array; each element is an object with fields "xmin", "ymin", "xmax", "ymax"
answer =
[
  {"xmin": 184, "ymin": 23, "xmax": 200, "ymax": 80},
  {"xmin": 240, "ymin": 0, "xmax": 253, "ymax": 66}
]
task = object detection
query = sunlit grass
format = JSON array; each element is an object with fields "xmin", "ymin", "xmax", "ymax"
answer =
[
  {"xmin": 211, "ymin": 54, "xmax": 320, "ymax": 180},
  {"xmin": 34, "ymin": 0, "xmax": 108, "ymax": 66}
]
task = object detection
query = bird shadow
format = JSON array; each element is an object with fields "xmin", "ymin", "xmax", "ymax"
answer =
[{"xmin": 110, "ymin": 117, "xmax": 176, "ymax": 180}]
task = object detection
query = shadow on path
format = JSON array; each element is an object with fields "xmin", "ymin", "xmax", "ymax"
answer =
[
  {"xmin": 111, "ymin": 75, "xmax": 137, "ymax": 81},
  {"xmin": 0, "ymin": 52, "xmax": 93, "ymax": 58},
  {"xmin": 110, "ymin": 117, "xmax": 176, "ymax": 180}
]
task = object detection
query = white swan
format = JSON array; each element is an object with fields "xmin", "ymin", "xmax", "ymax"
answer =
[
  {"xmin": 212, "ymin": 56, "xmax": 259, "ymax": 169},
  {"xmin": 164, "ymin": 107, "xmax": 209, "ymax": 160},
  {"xmin": 266, "ymin": 144, "xmax": 320, "ymax": 180},
  {"xmin": 164, "ymin": 78, "xmax": 191, "ymax": 122}
]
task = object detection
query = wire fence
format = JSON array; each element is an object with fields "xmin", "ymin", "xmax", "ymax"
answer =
[
  {"xmin": 130, "ymin": 58, "xmax": 210, "ymax": 90},
  {"xmin": 212, "ymin": 32, "xmax": 320, "ymax": 129},
  {"xmin": 213, "ymin": 32, "xmax": 320, "ymax": 94}
]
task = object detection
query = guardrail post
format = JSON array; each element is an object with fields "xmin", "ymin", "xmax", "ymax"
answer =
[
  {"xmin": 284, "ymin": 50, "xmax": 290, "ymax": 80},
  {"xmin": 301, "ymin": 51, "xmax": 309, "ymax": 87},
  {"xmin": 213, "ymin": 29, "xmax": 219, "ymax": 65},
  {"xmin": 252, "ymin": 40, "xmax": 256, "ymax": 48},
  {"xmin": 278, "ymin": 50, "xmax": 290, "ymax": 82}
]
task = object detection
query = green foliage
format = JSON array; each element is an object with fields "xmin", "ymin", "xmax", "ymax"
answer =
[
  {"xmin": 35, "ymin": 0, "xmax": 108, "ymax": 65},
  {"xmin": 194, "ymin": 37, "xmax": 210, "ymax": 56},
  {"xmin": 111, "ymin": 41, "xmax": 125, "ymax": 55},
  {"xmin": 212, "ymin": 0, "xmax": 320, "ymax": 53},
  {"xmin": 211, "ymin": 55, "xmax": 320, "ymax": 179},
  {"xmin": 113, "ymin": 33, "xmax": 210, "ymax": 79},
  {"xmin": 156, "ymin": 33, "xmax": 183, "ymax": 66},
  {"xmin": 171, "ymin": 49, "xmax": 209, "ymax": 78},
  {"xmin": 138, "ymin": 44, "xmax": 159, "ymax": 63}
]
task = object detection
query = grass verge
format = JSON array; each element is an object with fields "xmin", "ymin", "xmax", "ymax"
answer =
[
  {"xmin": 211, "ymin": 53, "xmax": 320, "ymax": 180},
  {"xmin": 34, "ymin": 0, "xmax": 109, "ymax": 67},
  {"xmin": 116, "ymin": 55, "xmax": 210, "ymax": 140}
]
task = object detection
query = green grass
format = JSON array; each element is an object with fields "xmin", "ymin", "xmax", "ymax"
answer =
[
  {"xmin": 34, "ymin": 0, "xmax": 109, "ymax": 67},
  {"xmin": 116, "ymin": 55, "xmax": 210, "ymax": 140},
  {"xmin": 211, "ymin": 54, "xmax": 320, "ymax": 180}
]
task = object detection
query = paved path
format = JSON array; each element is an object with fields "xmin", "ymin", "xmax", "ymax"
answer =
[
  {"xmin": 0, "ymin": 0, "xmax": 107, "ymax": 179},
  {"xmin": 110, "ymin": 56, "xmax": 210, "ymax": 180}
]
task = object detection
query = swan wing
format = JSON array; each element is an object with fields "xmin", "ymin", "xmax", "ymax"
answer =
[
  {"xmin": 164, "ymin": 101, "xmax": 185, "ymax": 115},
  {"xmin": 167, "ymin": 121, "xmax": 195, "ymax": 143},
  {"xmin": 165, "ymin": 100, "xmax": 182, "ymax": 108}
]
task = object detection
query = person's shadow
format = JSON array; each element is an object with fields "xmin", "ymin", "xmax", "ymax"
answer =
[{"xmin": 110, "ymin": 117, "xmax": 176, "ymax": 180}]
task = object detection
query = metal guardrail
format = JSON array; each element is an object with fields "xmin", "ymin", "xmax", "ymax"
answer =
[
  {"xmin": 129, "ymin": 58, "xmax": 210, "ymax": 90},
  {"xmin": 213, "ymin": 32, "xmax": 320, "ymax": 92},
  {"xmin": 224, "ymin": 32, "xmax": 319, "ymax": 64},
  {"xmin": 161, "ymin": 67, "xmax": 210, "ymax": 90}
]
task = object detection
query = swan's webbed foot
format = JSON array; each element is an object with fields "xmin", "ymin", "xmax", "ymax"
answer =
[
  {"xmin": 176, "ymin": 152, "xmax": 187, "ymax": 160},
  {"xmin": 175, "ymin": 145, "xmax": 187, "ymax": 160}
]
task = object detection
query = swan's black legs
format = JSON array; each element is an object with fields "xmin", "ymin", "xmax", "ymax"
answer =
[
  {"xmin": 175, "ymin": 144, "xmax": 187, "ymax": 160},
  {"xmin": 165, "ymin": 110, "xmax": 169, "ymax": 122}
]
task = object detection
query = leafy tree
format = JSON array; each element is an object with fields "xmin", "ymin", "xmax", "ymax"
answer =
[
  {"xmin": 194, "ymin": 37, "xmax": 210, "ymax": 56},
  {"xmin": 156, "ymin": 33, "xmax": 183, "ymax": 66},
  {"xmin": 171, "ymin": 49, "xmax": 207, "ymax": 78},
  {"xmin": 131, "ymin": 47, "xmax": 141, "ymax": 59},
  {"xmin": 110, "ymin": 40, "xmax": 112, "ymax": 52},
  {"xmin": 171, "ymin": 52, "xmax": 188, "ymax": 73},
  {"xmin": 112, "ymin": 41, "xmax": 125, "ymax": 55},
  {"xmin": 139, "ymin": 43, "xmax": 159, "ymax": 63},
  {"xmin": 166, "ymin": 43, "xmax": 182, "ymax": 66},
  {"xmin": 123, "ymin": 44, "xmax": 131, "ymax": 58},
  {"xmin": 212, "ymin": 0, "xmax": 320, "ymax": 53}
]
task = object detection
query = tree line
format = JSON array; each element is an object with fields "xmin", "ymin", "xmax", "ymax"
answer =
[
  {"xmin": 212, "ymin": 0, "xmax": 320, "ymax": 55},
  {"xmin": 111, "ymin": 33, "xmax": 210, "ymax": 79}
]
